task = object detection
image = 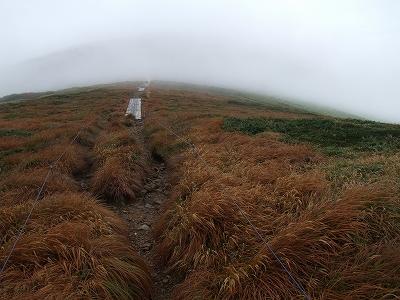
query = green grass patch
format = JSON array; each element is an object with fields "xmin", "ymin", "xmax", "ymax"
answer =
[
  {"xmin": 223, "ymin": 117, "xmax": 400, "ymax": 154},
  {"xmin": 3, "ymin": 113, "xmax": 19, "ymax": 120},
  {"xmin": 326, "ymin": 161, "xmax": 385, "ymax": 191},
  {"xmin": 46, "ymin": 99, "xmax": 69, "ymax": 105},
  {"xmin": 0, "ymin": 148, "xmax": 26, "ymax": 175},
  {"xmin": 0, "ymin": 129, "xmax": 32, "ymax": 137},
  {"xmin": 227, "ymin": 99, "xmax": 265, "ymax": 108},
  {"xmin": 166, "ymin": 141, "xmax": 190, "ymax": 155}
]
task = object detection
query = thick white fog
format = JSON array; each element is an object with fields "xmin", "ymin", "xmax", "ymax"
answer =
[{"xmin": 0, "ymin": 0, "xmax": 399, "ymax": 122}]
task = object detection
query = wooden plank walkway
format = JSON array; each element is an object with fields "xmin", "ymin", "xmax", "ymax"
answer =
[{"xmin": 126, "ymin": 98, "xmax": 142, "ymax": 120}]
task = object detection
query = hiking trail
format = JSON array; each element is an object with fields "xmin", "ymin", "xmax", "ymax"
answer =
[{"xmin": 112, "ymin": 120, "xmax": 177, "ymax": 300}]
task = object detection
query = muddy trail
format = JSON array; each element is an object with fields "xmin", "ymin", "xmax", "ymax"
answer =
[{"xmin": 112, "ymin": 121, "xmax": 178, "ymax": 300}]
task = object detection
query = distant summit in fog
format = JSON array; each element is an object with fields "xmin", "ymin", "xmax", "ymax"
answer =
[{"xmin": 0, "ymin": 34, "xmax": 398, "ymax": 123}]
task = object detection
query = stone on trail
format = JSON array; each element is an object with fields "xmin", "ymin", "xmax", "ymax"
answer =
[
  {"xmin": 139, "ymin": 224, "xmax": 151, "ymax": 231},
  {"xmin": 143, "ymin": 243, "xmax": 152, "ymax": 250}
]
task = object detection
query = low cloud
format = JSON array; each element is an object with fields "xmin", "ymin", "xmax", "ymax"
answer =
[{"xmin": 0, "ymin": 0, "xmax": 399, "ymax": 122}]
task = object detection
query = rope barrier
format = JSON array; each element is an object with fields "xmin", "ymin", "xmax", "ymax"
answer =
[
  {"xmin": 1, "ymin": 81, "xmax": 143, "ymax": 276},
  {"xmin": 0, "ymin": 129, "xmax": 83, "ymax": 275},
  {"xmin": 142, "ymin": 85, "xmax": 312, "ymax": 300},
  {"xmin": 1, "ymin": 82, "xmax": 312, "ymax": 299}
]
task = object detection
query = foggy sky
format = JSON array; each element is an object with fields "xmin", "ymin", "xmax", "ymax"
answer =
[{"xmin": 0, "ymin": 0, "xmax": 399, "ymax": 122}]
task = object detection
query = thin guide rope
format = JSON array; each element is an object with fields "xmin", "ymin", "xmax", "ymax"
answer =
[
  {"xmin": 143, "ymin": 89, "xmax": 311, "ymax": 300},
  {"xmin": 0, "ymin": 129, "xmax": 83, "ymax": 275}
]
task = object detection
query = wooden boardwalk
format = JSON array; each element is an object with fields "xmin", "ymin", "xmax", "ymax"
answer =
[{"xmin": 126, "ymin": 98, "xmax": 142, "ymax": 120}]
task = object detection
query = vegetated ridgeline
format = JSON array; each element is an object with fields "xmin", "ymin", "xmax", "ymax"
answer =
[
  {"xmin": 0, "ymin": 86, "xmax": 152, "ymax": 299},
  {"xmin": 1, "ymin": 82, "xmax": 400, "ymax": 299},
  {"xmin": 144, "ymin": 85, "xmax": 400, "ymax": 299}
]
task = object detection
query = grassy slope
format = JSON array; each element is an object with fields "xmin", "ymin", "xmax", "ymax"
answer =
[
  {"xmin": 0, "ymin": 85, "xmax": 152, "ymax": 299},
  {"xmin": 153, "ymin": 80, "xmax": 359, "ymax": 118},
  {"xmin": 223, "ymin": 117, "xmax": 400, "ymax": 156},
  {"xmin": 144, "ymin": 83, "xmax": 400, "ymax": 299},
  {"xmin": 1, "ymin": 82, "xmax": 399, "ymax": 299}
]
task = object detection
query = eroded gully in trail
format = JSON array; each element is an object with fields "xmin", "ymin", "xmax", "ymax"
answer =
[{"xmin": 112, "ymin": 121, "xmax": 178, "ymax": 300}]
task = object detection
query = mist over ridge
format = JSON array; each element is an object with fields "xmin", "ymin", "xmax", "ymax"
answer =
[{"xmin": 1, "ymin": 0, "xmax": 399, "ymax": 122}]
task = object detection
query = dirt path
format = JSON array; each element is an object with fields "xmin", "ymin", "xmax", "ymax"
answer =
[{"xmin": 112, "ymin": 121, "xmax": 177, "ymax": 300}]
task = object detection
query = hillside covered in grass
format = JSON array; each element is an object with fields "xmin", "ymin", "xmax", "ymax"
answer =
[
  {"xmin": 1, "ymin": 82, "xmax": 399, "ymax": 299},
  {"xmin": 223, "ymin": 117, "xmax": 400, "ymax": 155},
  {"xmin": 0, "ymin": 84, "xmax": 151, "ymax": 299},
  {"xmin": 145, "ymin": 84, "xmax": 400, "ymax": 299}
]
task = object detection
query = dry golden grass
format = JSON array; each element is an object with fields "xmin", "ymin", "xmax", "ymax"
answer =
[
  {"xmin": 2, "ymin": 83, "xmax": 399, "ymax": 299},
  {"xmin": 4, "ymin": 143, "xmax": 88, "ymax": 175},
  {"xmin": 144, "ymin": 85, "xmax": 400, "ymax": 299},
  {"xmin": 0, "ymin": 137, "xmax": 28, "ymax": 151},
  {"xmin": 91, "ymin": 119, "xmax": 148, "ymax": 203},
  {"xmin": 0, "ymin": 85, "xmax": 152, "ymax": 299},
  {"xmin": 0, "ymin": 193, "xmax": 152, "ymax": 300}
]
